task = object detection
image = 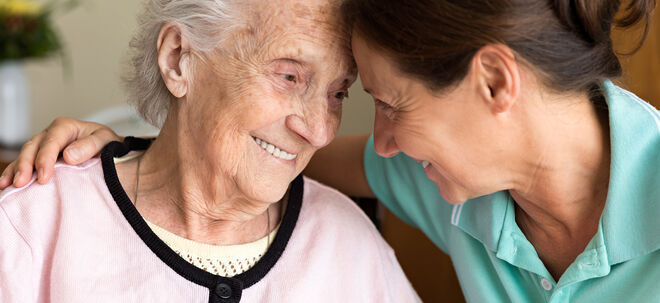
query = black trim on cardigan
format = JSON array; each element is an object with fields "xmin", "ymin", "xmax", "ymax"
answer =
[{"xmin": 100, "ymin": 137, "xmax": 303, "ymax": 303}]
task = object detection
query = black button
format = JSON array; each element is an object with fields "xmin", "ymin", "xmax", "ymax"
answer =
[{"xmin": 215, "ymin": 283, "xmax": 232, "ymax": 299}]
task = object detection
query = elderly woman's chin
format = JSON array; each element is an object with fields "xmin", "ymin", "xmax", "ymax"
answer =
[
  {"xmin": 239, "ymin": 174, "xmax": 295, "ymax": 203},
  {"xmin": 239, "ymin": 154, "xmax": 307, "ymax": 203}
]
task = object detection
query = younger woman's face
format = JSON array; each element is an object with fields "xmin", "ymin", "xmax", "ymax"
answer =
[{"xmin": 352, "ymin": 34, "xmax": 507, "ymax": 204}]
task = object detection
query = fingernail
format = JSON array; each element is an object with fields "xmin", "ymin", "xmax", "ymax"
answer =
[
  {"xmin": 38, "ymin": 168, "xmax": 44, "ymax": 181},
  {"xmin": 13, "ymin": 171, "xmax": 21, "ymax": 184},
  {"xmin": 66, "ymin": 148, "xmax": 81, "ymax": 161}
]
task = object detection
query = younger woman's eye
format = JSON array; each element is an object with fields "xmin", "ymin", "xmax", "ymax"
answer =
[
  {"xmin": 375, "ymin": 99, "xmax": 397, "ymax": 119},
  {"xmin": 375, "ymin": 99, "xmax": 392, "ymax": 109}
]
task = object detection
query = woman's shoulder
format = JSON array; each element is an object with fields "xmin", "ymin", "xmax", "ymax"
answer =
[
  {"xmin": 297, "ymin": 176, "xmax": 397, "ymax": 253},
  {"xmin": 274, "ymin": 177, "xmax": 421, "ymax": 302},
  {"xmin": 0, "ymin": 156, "xmax": 127, "ymax": 288},
  {"xmin": 299, "ymin": 176, "xmax": 391, "ymax": 243},
  {"xmin": 0, "ymin": 157, "xmax": 104, "ymax": 220},
  {"xmin": 301, "ymin": 176, "xmax": 355, "ymax": 201},
  {"xmin": 301, "ymin": 176, "xmax": 377, "ymax": 225}
]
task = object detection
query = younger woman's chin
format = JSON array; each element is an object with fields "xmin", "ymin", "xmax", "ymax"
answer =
[
  {"xmin": 440, "ymin": 193, "xmax": 468, "ymax": 205},
  {"xmin": 434, "ymin": 184, "xmax": 470, "ymax": 205}
]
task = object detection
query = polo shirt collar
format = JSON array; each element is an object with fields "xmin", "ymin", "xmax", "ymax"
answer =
[
  {"xmin": 599, "ymin": 81, "xmax": 660, "ymax": 265},
  {"xmin": 450, "ymin": 81, "xmax": 660, "ymax": 268},
  {"xmin": 448, "ymin": 191, "xmax": 508, "ymax": 253}
]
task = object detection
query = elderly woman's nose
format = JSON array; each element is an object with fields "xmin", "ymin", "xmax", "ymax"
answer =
[
  {"xmin": 373, "ymin": 112, "xmax": 400, "ymax": 158},
  {"xmin": 285, "ymin": 111, "xmax": 332, "ymax": 148}
]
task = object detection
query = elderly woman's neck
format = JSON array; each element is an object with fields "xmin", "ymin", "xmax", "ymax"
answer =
[{"xmin": 117, "ymin": 109, "xmax": 283, "ymax": 245}]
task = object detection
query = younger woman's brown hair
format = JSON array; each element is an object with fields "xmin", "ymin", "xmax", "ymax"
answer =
[{"xmin": 342, "ymin": 0, "xmax": 656, "ymax": 94}]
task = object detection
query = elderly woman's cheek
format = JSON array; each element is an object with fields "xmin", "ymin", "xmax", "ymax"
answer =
[
  {"xmin": 267, "ymin": 75, "xmax": 304, "ymax": 100},
  {"xmin": 328, "ymin": 106, "xmax": 341, "ymax": 136}
]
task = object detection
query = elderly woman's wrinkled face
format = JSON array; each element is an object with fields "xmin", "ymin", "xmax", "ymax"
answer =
[{"xmin": 183, "ymin": 0, "xmax": 356, "ymax": 203}]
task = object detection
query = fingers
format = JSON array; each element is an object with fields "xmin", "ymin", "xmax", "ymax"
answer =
[
  {"xmin": 62, "ymin": 128, "xmax": 120, "ymax": 164},
  {"xmin": 0, "ymin": 162, "xmax": 16, "ymax": 190},
  {"xmin": 33, "ymin": 117, "xmax": 82, "ymax": 184},
  {"xmin": 32, "ymin": 117, "xmax": 121, "ymax": 184},
  {"xmin": 10, "ymin": 131, "xmax": 46, "ymax": 188},
  {"xmin": 0, "ymin": 117, "xmax": 123, "ymax": 189}
]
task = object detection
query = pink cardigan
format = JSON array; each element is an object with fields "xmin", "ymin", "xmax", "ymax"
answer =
[{"xmin": 0, "ymin": 141, "xmax": 420, "ymax": 303}]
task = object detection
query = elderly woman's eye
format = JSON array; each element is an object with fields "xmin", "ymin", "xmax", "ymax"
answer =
[
  {"xmin": 333, "ymin": 91, "xmax": 348, "ymax": 100},
  {"xmin": 281, "ymin": 74, "xmax": 297, "ymax": 82}
]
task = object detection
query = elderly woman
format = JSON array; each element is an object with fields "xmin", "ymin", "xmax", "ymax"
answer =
[{"xmin": 0, "ymin": 0, "xmax": 421, "ymax": 302}]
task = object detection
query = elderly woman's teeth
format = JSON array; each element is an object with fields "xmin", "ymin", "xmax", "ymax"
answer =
[
  {"xmin": 253, "ymin": 137, "xmax": 297, "ymax": 160},
  {"xmin": 422, "ymin": 160, "xmax": 430, "ymax": 168}
]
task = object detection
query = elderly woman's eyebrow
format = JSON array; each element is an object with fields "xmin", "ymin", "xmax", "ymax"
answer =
[
  {"xmin": 269, "ymin": 58, "xmax": 310, "ymax": 76},
  {"xmin": 337, "ymin": 77, "xmax": 354, "ymax": 89},
  {"xmin": 271, "ymin": 57, "xmax": 306, "ymax": 67}
]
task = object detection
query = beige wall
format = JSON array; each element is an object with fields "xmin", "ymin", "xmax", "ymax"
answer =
[
  {"xmin": 24, "ymin": 0, "xmax": 375, "ymax": 136},
  {"xmin": 25, "ymin": 0, "xmax": 142, "ymax": 132},
  {"xmin": 341, "ymin": 81, "xmax": 375, "ymax": 134}
]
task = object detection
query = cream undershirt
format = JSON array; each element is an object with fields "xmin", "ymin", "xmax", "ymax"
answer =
[
  {"xmin": 147, "ymin": 220, "xmax": 278, "ymax": 277},
  {"xmin": 115, "ymin": 152, "xmax": 279, "ymax": 277}
]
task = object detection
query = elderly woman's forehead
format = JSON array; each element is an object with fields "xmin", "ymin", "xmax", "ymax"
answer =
[
  {"xmin": 254, "ymin": 0, "xmax": 345, "ymax": 32},
  {"xmin": 226, "ymin": 0, "xmax": 354, "ymax": 74},
  {"xmin": 259, "ymin": 0, "xmax": 339, "ymax": 15}
]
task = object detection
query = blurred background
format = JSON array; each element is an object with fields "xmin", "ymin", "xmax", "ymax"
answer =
[{"xmin": 1, "ymin": 0, "xmax": 659, "ymax": 302}]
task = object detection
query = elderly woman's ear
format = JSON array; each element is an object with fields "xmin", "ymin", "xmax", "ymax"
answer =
[{"xmin": 157, "ymin": 23, "xmax": 191, "ymax": 98}]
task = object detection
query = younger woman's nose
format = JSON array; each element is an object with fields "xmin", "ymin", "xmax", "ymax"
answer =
[{"xmin": 373, "ymin": 111, "xmax": 400, "ymax": 158}]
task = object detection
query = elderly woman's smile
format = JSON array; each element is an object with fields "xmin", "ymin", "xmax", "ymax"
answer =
[{"xmin": 252, "ymin": 136, "xmax": 297, "ymax": 161}]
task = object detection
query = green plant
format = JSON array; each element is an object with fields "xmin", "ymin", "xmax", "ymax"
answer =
[{"xmin": 0, "ymin": 0, "xmax": 77, "ymax": 61}]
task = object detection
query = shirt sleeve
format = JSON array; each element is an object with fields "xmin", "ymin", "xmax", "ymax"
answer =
[
  {"xmin": 0, "ymin": 206, "xmax": 34, "ymax": 303},
  {"xmin": 363, "ymin": 135, "xmax": 454, "ymax": 252}
]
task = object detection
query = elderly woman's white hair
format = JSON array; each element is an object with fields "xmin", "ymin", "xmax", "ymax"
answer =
[{"xmin": 124, "ymin": 0, "xmax": 244, "ymax": 127}]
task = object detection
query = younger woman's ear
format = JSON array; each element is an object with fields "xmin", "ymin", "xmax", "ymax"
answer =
[
  {"xmin": 472, "ymin": 44, "xmax": 520, "ymax": 114},
  {"xmin": 157, "ymin": 23, "xmax": 191, "ymax": 98}
]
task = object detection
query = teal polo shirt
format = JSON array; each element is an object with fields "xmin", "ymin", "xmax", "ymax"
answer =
[{"xmin": 364, "ymin": 81, "xmax": 660, "ymax": 302}]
